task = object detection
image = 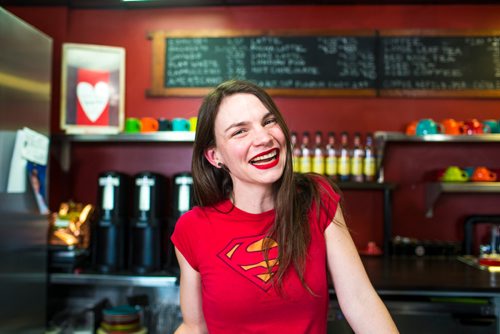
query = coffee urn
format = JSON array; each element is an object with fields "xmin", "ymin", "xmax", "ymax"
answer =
[
  {"xmin": 129, "ymin": 172, "xmax": 166, "ymax": 274},
  {"xmin": 92, "ymin": 171, "xmax": 130, "ymax": 273}
]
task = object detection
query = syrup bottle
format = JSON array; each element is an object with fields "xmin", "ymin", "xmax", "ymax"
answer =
[
  {"xmin": 325, "ymin": 132, "xmax": 338, "ymax": 180},
  {"xmin": 312, "ymin": 131, "xmax": 325, "ymax": 175},
  {"xmin": 291, "ymin": 132, "xmax": 301, "ymax": 173},
  {"xmin": 338, "ymin": 132, "xmax": 350, "ymax": 182},
  {"xmin": 350, "ymin": 132, "xmax": 364, "ymax": 182},
  {"xmin": 299, "ymin": 131, "xmax": 312, "ymax": 173},
  {"xmin": 363, "ymin": 133, "xmax": 376, "ymax": 182}
]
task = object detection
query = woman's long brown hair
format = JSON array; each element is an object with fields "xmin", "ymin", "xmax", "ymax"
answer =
[{"xmin": 191, "ymin": 80, "xmax": 339, "ymax": 292}]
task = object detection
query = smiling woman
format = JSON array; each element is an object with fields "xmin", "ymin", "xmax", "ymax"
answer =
[
  {"xmin": 203, "ymin": 93, "xmax": 287, "ymax": 195},
  {"xmin": 170, "ymin": 79, "xmax": 399, "ymax": 334}
]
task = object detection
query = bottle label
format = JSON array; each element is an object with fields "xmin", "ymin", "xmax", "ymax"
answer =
[
  {"xmin": 300, "ymin": 157, "xmax": 311, "ymax": 173},
  {"xmin": 326, "ymin": 156, "xmax": 337, "ymax": 176},
  {"xmin": 292, "ymin": 156, "xmax": 300, "ymax": 173},
  {"xmin": 351, "ymin": 157, "xmax": 363, "ymax": 176},
  {"xmin": 364, "ymin": 156, "xmax": 376, "ymax": 176},
  {"xmin": 338, "ymin": 157, "xmax": 350, "ymax": 176},
  {"xmin": 312, "ymin": 157, "xmax": 325, "ymax": 174}
]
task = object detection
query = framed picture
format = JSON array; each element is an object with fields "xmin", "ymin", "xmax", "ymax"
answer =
[{"xmin": 60, "ymin": 43, "xmax": 125, "ymax": 134}]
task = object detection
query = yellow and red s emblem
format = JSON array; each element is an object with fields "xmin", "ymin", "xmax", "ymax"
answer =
[{"xmin": 217, "ymin": 235, "xmax": 279, "ymax": 291}]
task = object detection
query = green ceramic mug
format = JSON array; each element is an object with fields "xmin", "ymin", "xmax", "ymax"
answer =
[
  {"xmin": 124, "ymin": 117, "xmax": 141, "ymax": 133},
  {"xmin": 441, "ymin": 166, "xmax": 468, "ymax": 182}
]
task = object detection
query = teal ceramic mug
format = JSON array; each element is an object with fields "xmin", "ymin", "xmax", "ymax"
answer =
[
  {"xmin": 463, "ymin": 166, "xmax": 475, "ymax": 179},
  {"xmin": 482, "ymin": 119, "xmax": 499, "ymax": 134},
  {"xmin": 416, "ymin": 118, "xmax": 439, "ymax": 136},
  {"xmin": 172, "ymin": 118, "xmax": 190, "ymax": 131}
]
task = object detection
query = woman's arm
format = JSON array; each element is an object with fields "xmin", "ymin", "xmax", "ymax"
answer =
[
  {"xmin": 325, "ymin": 205, "xmax": 399, "ymax": 334},
  {"xmin": 174, "ymin": 247, "xmax": 208, "ymax": 334}
]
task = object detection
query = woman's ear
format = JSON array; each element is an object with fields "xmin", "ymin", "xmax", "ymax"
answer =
[{"xmin": 204, "ymin": 147, "xmax": 221, "ymax": 168}]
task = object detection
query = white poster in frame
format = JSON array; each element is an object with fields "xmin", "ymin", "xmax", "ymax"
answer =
[{"xmin": 60, "ymin": 43, "xmax": 125, "ymax": 134}]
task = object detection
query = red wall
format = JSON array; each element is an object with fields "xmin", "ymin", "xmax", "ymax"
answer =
[{"xmin": 8, "ymin": 5, "xmax": 500, "ymax": 250}]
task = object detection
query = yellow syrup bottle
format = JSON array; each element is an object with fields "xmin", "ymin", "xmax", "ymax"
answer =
[
  {"xmin": 291, "ymin": 132, "xmax": 301, "ymax": 173},
  {"xmin": 312, "ymin": 131, "xmax": 326, "ymax": 175},
  {"xmin": 350, "ymin": 132, "xmax": 364, "ymax": 182},
  {"xmin": 325, "ymin": 132, "xmax": 338, "ymax": 181},
  {"xmin": 338, "ymin": 131, "xmax": 350, "ymax": 182},
  {"xmin": 299, "ymin": 131, "xmax": 312, "ymax": 173},
  {"xmin": 363, "ymin": 132, "xmax": 376, "ymax": 182}
]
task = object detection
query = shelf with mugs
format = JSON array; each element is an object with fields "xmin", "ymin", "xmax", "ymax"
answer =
[
  {"xmin": 373, "ymin": 131, "xmax": 500, "ymax": 183},
  {"xmin": 51, "ymin": 131, "xmax": 195, "ymax": 172},
  {"xmin": 425, "ymin": 182, "xmax": 500, "ymax": 218},
  {"xmin": 374, "ymin": 131, "xmax": 500, "ymax": 143},
  {"xmin": 51, "ymin": 131, "xmax": 195, "ymax": 143}
]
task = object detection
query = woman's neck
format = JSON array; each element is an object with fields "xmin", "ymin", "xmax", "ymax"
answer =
[{"xmin": 231, "ymin": 183, "xmax": 274, "ymax": 214}]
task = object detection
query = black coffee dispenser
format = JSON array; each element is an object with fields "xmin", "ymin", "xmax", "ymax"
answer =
[
  {"xmin": 129, "ymin": 172, "xmax": 166, "ymax": 274},
  {"xmin": 92, "ymin": 171, "xmax": 129, "ymax": 273}
]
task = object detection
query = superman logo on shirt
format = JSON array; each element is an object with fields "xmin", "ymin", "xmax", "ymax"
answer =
[{"xmin": 217, "ymin": 235, "xmax": 279, "ymax": 291}]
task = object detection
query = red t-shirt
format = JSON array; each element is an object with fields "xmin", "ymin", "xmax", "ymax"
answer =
[{"xmin": 171, "ymin": 178, "xmax": 340, "ymax": 334}]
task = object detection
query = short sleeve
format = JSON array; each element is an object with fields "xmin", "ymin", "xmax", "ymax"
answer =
[
  {"xmin": 313, "ymin": 176, "xmax": 341, "ymax": 232},
  {"xmin": 170, "ymin": 210, "xmax": 200, "ymax": 271}
]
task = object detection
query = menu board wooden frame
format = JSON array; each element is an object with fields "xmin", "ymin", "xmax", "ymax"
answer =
[
  {"xmin": 378, "ymin": 29, "xmax": 500, "ymax": 98},
  {"xmin": 147, "ymin": 29, "xmax": 377, "ymax": 97}
]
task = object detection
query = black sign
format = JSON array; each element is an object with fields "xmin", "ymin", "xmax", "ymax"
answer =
[
  {"xmin": 164, "ymin": 35, "xmax": 377, "ymax": 90},
  {"xmin": 149, "ymin": 30, "xmax": 500, "ymax": 97},
  {"xmin": 379, "ymin": 35, "xmax": 500, "ymax": 91}
]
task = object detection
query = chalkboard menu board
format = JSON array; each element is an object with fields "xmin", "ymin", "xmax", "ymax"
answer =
[
  {"xmin": 148, "ymin": 30, "xmax": 377, "ymax": 97},
  {"xmin": 379, "ymin": 30, "xmax": 500, "ymax": 97},
  {"xmin": 148, "ymin": 30, "xmax": 500, "ymax": 98}
]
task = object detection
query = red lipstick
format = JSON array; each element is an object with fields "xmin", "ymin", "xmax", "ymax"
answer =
[{"xmin": 251, "ymin": 149, "xmax": 280, "ymax": 170}]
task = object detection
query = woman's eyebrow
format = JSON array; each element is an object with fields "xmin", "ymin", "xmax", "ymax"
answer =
[
  {"xmin": 224, "ymin": 121, "xmax": 248, "ymax": 133},
  {"xmin": 262, "ymin": 112, "xmax": 273, "ymax": 120},
  {"xmin": 224, "ymin": 112, "xmax": 273, "ymax": 133}
]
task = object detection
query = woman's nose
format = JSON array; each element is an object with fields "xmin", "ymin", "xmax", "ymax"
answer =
[{"xmin": 252, "ymin": 126, "xmax": 273, "ymax": 146}]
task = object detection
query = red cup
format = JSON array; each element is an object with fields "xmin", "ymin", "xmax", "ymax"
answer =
[{"xmin": 460, "ymin": 118, "xmax": 484, "ymax": 135}]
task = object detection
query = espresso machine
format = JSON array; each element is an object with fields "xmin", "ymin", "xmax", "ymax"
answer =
[
  {"xmin": 92, "ymin": 171, "xmax": 130, "ymax": 273},
  {"xmin": 129, "ymin": 172, "xmax": 166, "ymax": 274}
]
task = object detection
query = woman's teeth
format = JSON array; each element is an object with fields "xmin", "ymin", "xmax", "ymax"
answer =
[{"xmin": 251, "ymin": 150, "xmax": 277, "ymax": 164}]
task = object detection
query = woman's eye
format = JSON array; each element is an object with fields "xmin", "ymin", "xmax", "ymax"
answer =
[
  {"xmin": 232, "ymin": 129, "xmax": 245, "ymax": 137},
  {"xmin": 264, "ymin": 118, "xmax": 277, "ymax": 126}
]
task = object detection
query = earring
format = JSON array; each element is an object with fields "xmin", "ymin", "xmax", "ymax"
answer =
[{"xmin": 217, "ymin": 162, "xmax": 222, "ymax": 167}]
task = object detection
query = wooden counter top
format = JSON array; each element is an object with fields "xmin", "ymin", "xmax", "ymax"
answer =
[
  {"xmin": 361, "ymin": 256, "xmax": 500, "ymax": 295},
  {"xmin": 51, "ymin": 256, "xmax": 500, "ymax": 295}
]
